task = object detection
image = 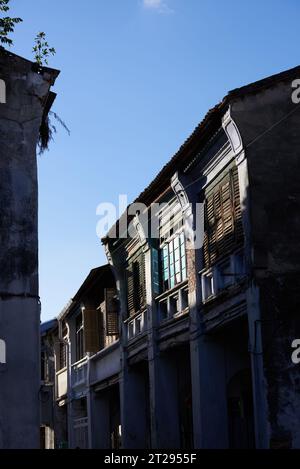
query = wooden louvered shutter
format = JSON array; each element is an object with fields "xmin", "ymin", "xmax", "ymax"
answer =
[
  {"xmin": 54, "ymin": 340, "xmax": 61, "ymax": 372},
  {"xmin": 127, "ymin": 250, "xmax": 146, "ymax": 316},
  {"xmin": 105, "ymin": 288, "xmax": 119, "ymax": 336},
  {"xmin": 83, "ymin": 309, "xmax": 100, "ymax": 353},
  {"xmin": 152, "ymin": 248, "xmax": 160, "ymax": 296},
  {"xmin": 138, "ymin": 251, "xmax": 146, "ymax": 310},
  {"xmin": 219, "ymin": 176, "xmax": 234, "ymax": 254},
  {"xmin": 231, "ymin": 166, "xmax": 243, "ymax": 242},
  {"xmin": 98, "ymin": 307, "xmax": 105, "ymax": 350},
  {"xmin": 127, "ymin": 262, "xmax": 135, "ymax": 317},
  {"xmin": 204, "ymin": 165, "xmax": 243, "ymax": 268},
  {"xmin": 204, "ymin": 193, "xmax": 214, "ymax": 266}
]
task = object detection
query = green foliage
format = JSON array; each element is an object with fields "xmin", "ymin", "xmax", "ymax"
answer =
[
  {"xmin": 0, "ymin": 0, "xmax": 22, "ymax": 47},
  {"xmin": 33, "ymin": 32, "xmax": 56, "ymax": 66},
  {"xmin": 38, "ymin": 111, "xmax": 70, "ymax": 155}
]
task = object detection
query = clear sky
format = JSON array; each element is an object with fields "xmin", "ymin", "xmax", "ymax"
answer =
[{"xmin": 9, "ymin": 0, "xmax": 300, "ymax": 321}]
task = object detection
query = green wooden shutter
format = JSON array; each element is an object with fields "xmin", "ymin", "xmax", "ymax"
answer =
[
  {"xmin": 138, "ymin": 251, "xmax": 146, "ymax": 309},
  {"xmin": 127, "ymin": 249, "xmax": 146, "ymax": 316},
  {"xmin": 127, "ymin": 262, "xmax": 135, "ymax": 317},
  {"xmin": 152, "ymin": 248, "xmax": 160, "ymax": 296}
]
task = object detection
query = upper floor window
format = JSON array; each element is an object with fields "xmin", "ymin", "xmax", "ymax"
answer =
[
  {"xmin": 59, "ymin": 325, "xmax": 68, "ymax": 370},
  {"xmin": 158, "ymin": 197, "xmax": 187, "ymax": 293},
  {"xmin": 201, "ymin": 250, "xmax": 246, "ymax": 302},
  {"xmin": 76, "ymin": 313, "xmax": 84, "ymax": 362},
  {"xmin": 203, "ymin": 165, "xmax": 243, "ymax": 268},
  {"xmin": 161, "ymin": 232, "xmax": 187, "ymax": 291},
  {"xmin": 59, "ymin": 342, "xmax": 67, "ymax": 370},
  {"xmin": 127, "ymin": 250, "xmax": 146, "ymax": 317}
]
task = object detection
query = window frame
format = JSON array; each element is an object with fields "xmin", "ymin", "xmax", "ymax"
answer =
[
  {"xmin": 75, "ymin": 312, "xmax": 84, "ymax": 362},
  {"xmin": 160, "ymin": 231, "xmax": 187, "ymax": 293}
]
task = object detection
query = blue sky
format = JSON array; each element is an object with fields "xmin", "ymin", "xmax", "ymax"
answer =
[{"xmin": 9, "ymin": 0, "xmax": 300, "ymax": 321}]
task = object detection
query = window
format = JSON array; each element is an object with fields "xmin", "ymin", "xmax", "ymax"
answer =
[
  {"xmin": 41, "ymin": 349, "xmax": 46, "ymax": 381},
  {"xmin": 161, "ymin": 232, "xmax": 187, "ymax": 292},
  {"xmin": 201, "ymin": 251, "xmax": 247, "ymax": 302},
  {"xmin": 59, "ymin": 325, "xmax": 68, "ymax": 370},
  {"xmin": 76, "ymin": 313, "xmax": 84, "ymax": 362},
  {"xmin": 235, "ymin": 251, "xmax": 245, "ymax": 281},
  {"xmin": 159, "ymin": 299, "xmax": 168, "ymax": 321},
  {"xmin": 203, "ymin": 166, "xmax": 243, "ymax": 268},
  {"xmin": 202, "ymin": 271, "xmax": 215, "ymax": 300},
  {"xmin": 169, "ymin": 294, "xmax": 180, "ymax": 316},
  {"xmin": 128, "ymin": 321, "xmax": 134, "ymax": 340},
  {"xmin": 127, "ymin": 250, "xmax": 146, "ymax": 317},
  {"xmin": 158, "ymin": 286, "xmax": 190, "ymax": 323},
  {"xmin": 105, "ymin": 289, "xmax": 119, "ymax": 336},
  {"xmin": 59, "ymin": 342, "xmax": 67, "ymax": 370},
  {"xmin": 135, "ymin": 315, "xmax": 143, "ymax": 335},
  {"xmin": 181, "ymin": 286, "xmax": 189, "ymax": 311},
  {"xmin": 218, "ymin": 259, "xmax": 234, "ymax": 290}
]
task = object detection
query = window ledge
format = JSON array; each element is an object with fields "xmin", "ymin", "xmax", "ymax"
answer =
[
  {"xmin": 71, "ymin": 357, "xmax": 88, "ymax": 368},
  {"xmin": 202, "ymin": 279, "xmax": 247, "ymax": 305},
  {"xmin": 56, "ymin": 366, "xmax": 67, "ymax": 376},
  {"xmin": 155, "ymin": 279, "xmax": 188, "ymax": 302},
  {"xmin": 90, "ymin": 340, "xmax": 120, "ymax": 361},
  {"xmin": 124, "ymin": 309, "xmax": 147, "ymax": 324}
]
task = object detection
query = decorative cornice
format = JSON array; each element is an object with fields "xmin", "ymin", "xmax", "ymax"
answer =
[
  {"xmin": 171, "ymin": 172, "xmax": 191, "ymax": 216},
  {"xmin": 222, "ymin": 107, "xmax": 244, "ymax": 158}
]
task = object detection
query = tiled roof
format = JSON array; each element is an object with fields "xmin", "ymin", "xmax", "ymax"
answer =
[
  {"xmin": 104, "ymin": 64, "xmax": 300, "ymax": 241},
  {"xmin": 135, "ymin": 64, "xmax": 300, "ymax": 205}
]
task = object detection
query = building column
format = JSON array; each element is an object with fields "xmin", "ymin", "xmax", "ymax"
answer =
[
  {"xmin": 146, "ymin": 240, "xmax": 182, "ymax": 448},
  {"xmin": 190, "ymin": 332, "xmax": 229, "ymax": 448},
  {"xmin": 105, "ymin": 240, "xmax": 150, "ymax": 449},
  {"xmin": 88, "ymin": 389, "xmax": 110, "ymax": 449}
]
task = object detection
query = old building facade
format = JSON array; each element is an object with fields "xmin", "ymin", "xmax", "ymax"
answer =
[
  {"xmin": 44, "ymin": 65, "xmax": 300, "ymax": 449},
  {"xmin": 0, "ymin": 49, "xmax": 59, "ymax": 449},
  {"xmin": 42, "ymin": 265, "xmax": 120, "ymax": 449}
]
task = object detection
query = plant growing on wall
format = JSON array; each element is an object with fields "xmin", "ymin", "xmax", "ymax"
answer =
[
  {"xmin": 38, "ymin": 111, "xmax": 70, "ymax": 154},
  {"xmin": 32, "ymin": 32, "xmax": 56, "ymax": 66},
  {"xmin": 0, "ymin": 0, "xmax": 22, "ymax": 46}
]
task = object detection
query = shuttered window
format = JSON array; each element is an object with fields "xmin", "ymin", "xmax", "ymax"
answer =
[
  {"xmin": 59, "ymin": 342, "xmax": 67, "ymax": 370},
  {"xmin": 127, "ymin": 250, "xmax": 146, "ymax": 317},
  {"xmin": 83, "ymin": 309, "xmax": 100, "ymax": 354},
  {"xmin": 76, "ymin": 313, "xmax": 85, "ymax": 361},
  {"xmin": 203, "ymin": 166, "xmax": 243, "ymax": 267},
  {"xmin": 105, "ymin": 288, "xmax": 119, "ymax": 336},
  {"xmin": 159, "ymin": 199, "xmax": 184, "ymax": 243}
]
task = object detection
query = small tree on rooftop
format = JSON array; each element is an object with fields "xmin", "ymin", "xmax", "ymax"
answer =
[
  {"xmin": 33, "ymin": 32, "xmax": 56, "ymax": 66},
  {"xmin": 0, "ymin": 0, "xmax": 22, "ymax": 47}
]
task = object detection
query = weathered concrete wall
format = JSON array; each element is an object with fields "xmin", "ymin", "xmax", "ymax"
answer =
[
  {"xmin": 232, "ymin": 78, "xmax": 300, "ymax": 448},
  {"xmin": 0, "ymin": 49, "xmax": 58, "ymax": 448}
]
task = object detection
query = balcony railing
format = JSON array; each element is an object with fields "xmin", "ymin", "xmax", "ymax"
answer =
[
  {"xmin": 126, "ymin": 309, "xmax": 147, "ymax": 341},
  {"xmin": 71, "ymin": 358, "xmax": 88, "ymax": 388},
  {"xmin": 156, "ymin": 281, "xmax": 189, "ymax": 323}
]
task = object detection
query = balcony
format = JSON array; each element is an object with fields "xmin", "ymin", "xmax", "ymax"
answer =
[
  {"xmin": 71, "ymin": 358, "xmax": 88, "ymax": 389},
  {"xmin": 201, "ymin": 250, "xmax": 247, "ymax": 305},
  {"xmin": 125, "ymin": 309, "xmax": 147, "ymax": 341},
  {"xmin": 89, "ymin": 341, "xmax": 121, "ymax": 386},
  {"xmin": 156, "ymin": 280, "xmax": 189, "ymax": 323}
]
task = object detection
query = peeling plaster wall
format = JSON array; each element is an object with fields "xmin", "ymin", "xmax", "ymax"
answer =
[
  {"xmin": 231, "ymin": 79, "xmax": 300, "ymax": 448},
  {"xmin": 0, "ymin": 51, "xmax": 58, "ymax": 449}
]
